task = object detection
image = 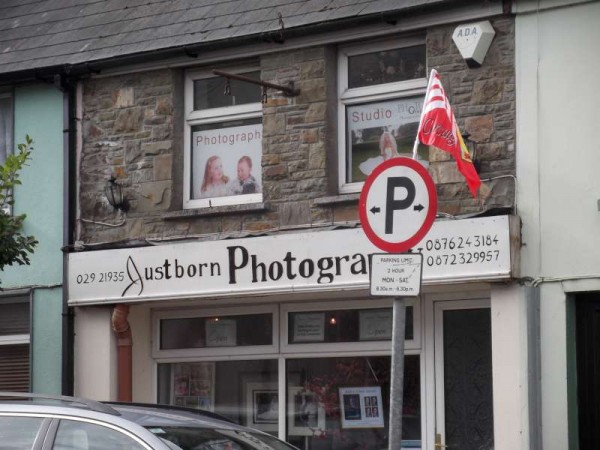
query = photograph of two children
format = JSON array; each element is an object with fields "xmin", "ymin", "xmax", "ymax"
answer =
[{"xmin": 191, "ymin": 122, "xmax": 262, "ymax": 200}]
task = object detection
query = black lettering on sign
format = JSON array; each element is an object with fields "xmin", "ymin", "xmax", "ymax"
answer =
[{"xmin": 385, "ymin": 177, "xmax": 415, "ymax": 234}]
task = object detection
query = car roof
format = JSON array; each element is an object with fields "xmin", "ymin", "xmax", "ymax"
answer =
[
  {"xmin": 109, "ymin": 403, "xmax": 260, "ymax": 432},
  {"xmin": 107, "ymin": 401, "xmax": 236, "ymax": 424},
  {"xmin": 0, "ymin": 394, "xmax": 265, "ymax": 435}
]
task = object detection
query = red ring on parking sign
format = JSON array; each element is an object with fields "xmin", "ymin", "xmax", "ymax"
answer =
[{"xmin": 359, "ymin": 157, "xmax": 437, "ymax": 253}]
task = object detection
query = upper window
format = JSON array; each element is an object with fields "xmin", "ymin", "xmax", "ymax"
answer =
[
  {"xmin": 153, "ymin": 305, "xmax": 278, "ymax": 359},
  {"xmin": 337, "ymin": 39, "xmax": 428, "ymax": 193},
  {"xmin": 184, "ymin": 67, "xmax": 263, "ymax": 209}
]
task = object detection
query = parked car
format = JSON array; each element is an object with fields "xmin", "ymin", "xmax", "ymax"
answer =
[{"xmin": 0, "ymin": 392, "xmax": 297, "ymax": 450}]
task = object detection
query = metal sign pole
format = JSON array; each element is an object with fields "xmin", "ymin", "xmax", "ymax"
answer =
[{"xmin": 388, "ymin": 297, "xmax": 406, "ymax": 450}]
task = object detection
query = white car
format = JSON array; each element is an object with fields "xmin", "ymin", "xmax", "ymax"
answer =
[{"xmin": 0, "ymin": 392, "xmax": 297, "ymax": 450}]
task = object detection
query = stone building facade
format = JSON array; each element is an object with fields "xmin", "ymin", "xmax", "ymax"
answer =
[
  {"xmin": 78, "ymin": 17, "xmax": 515, "ymax": 245},
  {"xmin": 70, "ymin": 8, "xmax": 528, "ymax": 450}
]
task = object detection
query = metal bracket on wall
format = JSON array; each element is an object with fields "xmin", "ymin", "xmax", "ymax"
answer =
[{"xmin": 212, "ymin": 69, "xmax": 300, "ymax": 103}]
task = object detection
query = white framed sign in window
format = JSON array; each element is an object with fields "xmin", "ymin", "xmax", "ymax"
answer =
[
  {"xmin": 337, "ymin": 38, "xmax": 428, "ymax": 193},
  {"xmin": 359, "ymin": 309, "xmax": 392, "ymax": 341},
  {"xmin": 205, "ymin": 318, "xmax": 237, "ymax": 347},
  {"xmin": 292, "ymin": 312, "xmax": 325, "ymax": 343},
  {"xmin": 184, "ymin": 67, "xmax": 263, "ymax": 209}
]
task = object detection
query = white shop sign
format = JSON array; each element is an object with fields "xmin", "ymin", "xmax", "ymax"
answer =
[{"xmin": 68, "ymin": 215, "xmax": 518, "ymax": 305}]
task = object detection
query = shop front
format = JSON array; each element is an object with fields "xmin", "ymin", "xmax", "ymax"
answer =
[{"xmin": 69, "ymin": 216, "xmax": 521, "ymax": 450}]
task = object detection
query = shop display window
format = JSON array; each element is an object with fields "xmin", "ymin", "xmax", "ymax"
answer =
[
  {"xmin": 285, "ymin": 356, "xmax": 421, "ymax": 449},
  {"xmin": 157, "ymin": 359, "xmax": 278, "ymax": 430},
  {"xmin": 160, "ymin": 313, "xmax": 273, "ymax": 349},
  {"xmin": 154, "ymin": 301, "xmax": 421, "ymax": 449}
]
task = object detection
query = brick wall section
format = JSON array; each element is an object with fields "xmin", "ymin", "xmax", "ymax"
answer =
[
  {"xmin": 261, "ymin": 47, "xmax": 333, "ymax": 229},
  {"xmin": 78, "ymin": 17, "xmax": 515, "ymax": 245},
  {"xmin": 80, "ymin": 69, "xmax": 176, "ymax": 243}
]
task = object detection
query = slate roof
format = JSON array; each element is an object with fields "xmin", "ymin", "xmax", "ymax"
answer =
[{"xmin": 0, "ymin": 0, "xmax": 451, "ymax": 76}]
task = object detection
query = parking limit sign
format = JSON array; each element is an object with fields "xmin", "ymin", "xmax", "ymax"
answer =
[{"xmin": 359, "ymin": 157, "xmax": 437, "ymax": 253}]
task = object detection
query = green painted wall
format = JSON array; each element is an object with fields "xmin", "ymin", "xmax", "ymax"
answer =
[
  {"xmin": 2, "ymin": 84, "xmax": 63, "ymax": 286},
  {"xmin": 31, "ymin": 287, "xmax": 63, "ymax": 394},
  {"xmin": 1, "ymin": 84, "xmax": 64, "ymax": 394}
]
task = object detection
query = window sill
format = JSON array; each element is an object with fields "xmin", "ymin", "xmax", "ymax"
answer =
[
  {"xmin": 164, "ymin": 202, "xmax": 270, "ymax": 219},
  {"xmin": 313, "ymin": 193, "xmax": 360, "ymax": 206}
]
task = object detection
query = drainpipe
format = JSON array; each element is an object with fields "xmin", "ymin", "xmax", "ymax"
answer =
[
  {"xmin": 61, "ymin": 74, "xmax": 77, "ymax": 396},
  {"xmin": 111, "ymin": 304, "xmax": 132, "ymax": 402}
]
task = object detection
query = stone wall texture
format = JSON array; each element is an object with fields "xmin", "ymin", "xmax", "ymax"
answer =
[{"xmin": 78, "ymin": 17, "xmax": 515, "ymax": 245}]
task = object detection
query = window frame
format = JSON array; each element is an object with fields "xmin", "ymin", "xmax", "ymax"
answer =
[
  {"xmin": 0, "ymin": 293, "xmax": 30, "ymax": 346},
  {"xmin": 152, "ymin": 304, "xmax": 279, "ymax": 360},
  {"xmin": 49, "ymin": 417, "xmax": 154, "ymax": 450},
  {"xmin": 337, "ymin": 38, "xmax": 428, "ymax": 194},
  {"xmin": 0, "ymin": 293, "xmax": 31, "ymax": 392},
  {"xmin": 183, "ymin": 65, "xmax": 263, "ymax": 210},
  {"xmin": 281, "ymin": 297, "xmax": 420, "ymax": 355}
]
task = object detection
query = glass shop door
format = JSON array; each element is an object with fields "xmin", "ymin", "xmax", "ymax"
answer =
[{"xmin": 433, "ymin": 300, "xmax": 494, "ymax": 450}]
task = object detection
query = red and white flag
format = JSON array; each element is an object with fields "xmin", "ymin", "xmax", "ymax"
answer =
[{"xmin": 415, "ymin": 69, "xmax": 481, "ymax": 197}]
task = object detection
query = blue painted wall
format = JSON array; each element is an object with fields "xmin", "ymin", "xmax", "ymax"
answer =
[{"xmin": 2, "ymin": 84, "xmax": 64, "ymax": 394}]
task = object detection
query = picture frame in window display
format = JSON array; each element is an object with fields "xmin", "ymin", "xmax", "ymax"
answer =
[
  {"xmin": 291, "ymin": 312, "xmax": 325, "ymax": 343},
  {"xmin": 191, "ymin": 121, "xmax": 263, "ymax": 203},
  {"xmin": 171, "ymin": 362, "xmax": 215, "ymax": 411},
  {"xmin": 359, "ymin": 309, "xmax": 393, "ymax": 341},
  {"xmin": 205, "ymin": 318, "xmax": 237, "ymax": 347},
  {"xmin": 244, "ymin": 382, "xmax": 278, "ymax": 432},
  {"xmin": 339, "ymin": 386, "xmax": 384, "ymax": 429},
  {"xmin": 287, "ymin": 386, "xmax": 326, "ymax": 436}
]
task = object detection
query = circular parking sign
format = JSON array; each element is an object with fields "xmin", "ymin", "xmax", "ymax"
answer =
[{"xmin": 359, "ymin": 157, "xmax": 437, "ymax": 252}]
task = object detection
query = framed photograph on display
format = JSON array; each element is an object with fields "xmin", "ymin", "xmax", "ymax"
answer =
[
  {"xmin": 244, "ymin": 382, "xmax": 278, "ymax": 432},
  {"xmin": 171, "ymin": 362, "xmax": 215, "ymax": 412},
  {"xmin": 339, "ymin": 386, "xmax": 384, "ymax": 429},
  {"xmin": 191, "ymin": 120, "xmax": 263, "ymax": 205},
  {"xmin": 287, "ymin": 386, "xmax": 326, "ymax": 436}
]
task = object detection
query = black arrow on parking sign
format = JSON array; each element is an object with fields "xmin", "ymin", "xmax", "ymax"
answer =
[
  {"xmin": 413, "ymin": 204, "xmax": 424, "ymax": 212},
  {"xmin": 370, "ymin": 206, "xmax": 381, "ymax": 214}
]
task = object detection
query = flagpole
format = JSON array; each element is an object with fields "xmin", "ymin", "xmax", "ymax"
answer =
[{"xmin": 411, "ymin": 137, "xmax": 419, "ymax": 160}]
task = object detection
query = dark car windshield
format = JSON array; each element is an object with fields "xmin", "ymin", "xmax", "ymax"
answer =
[{"xmin": 147, "ymin": 426, "xmax": 296, "ymax": 450}]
